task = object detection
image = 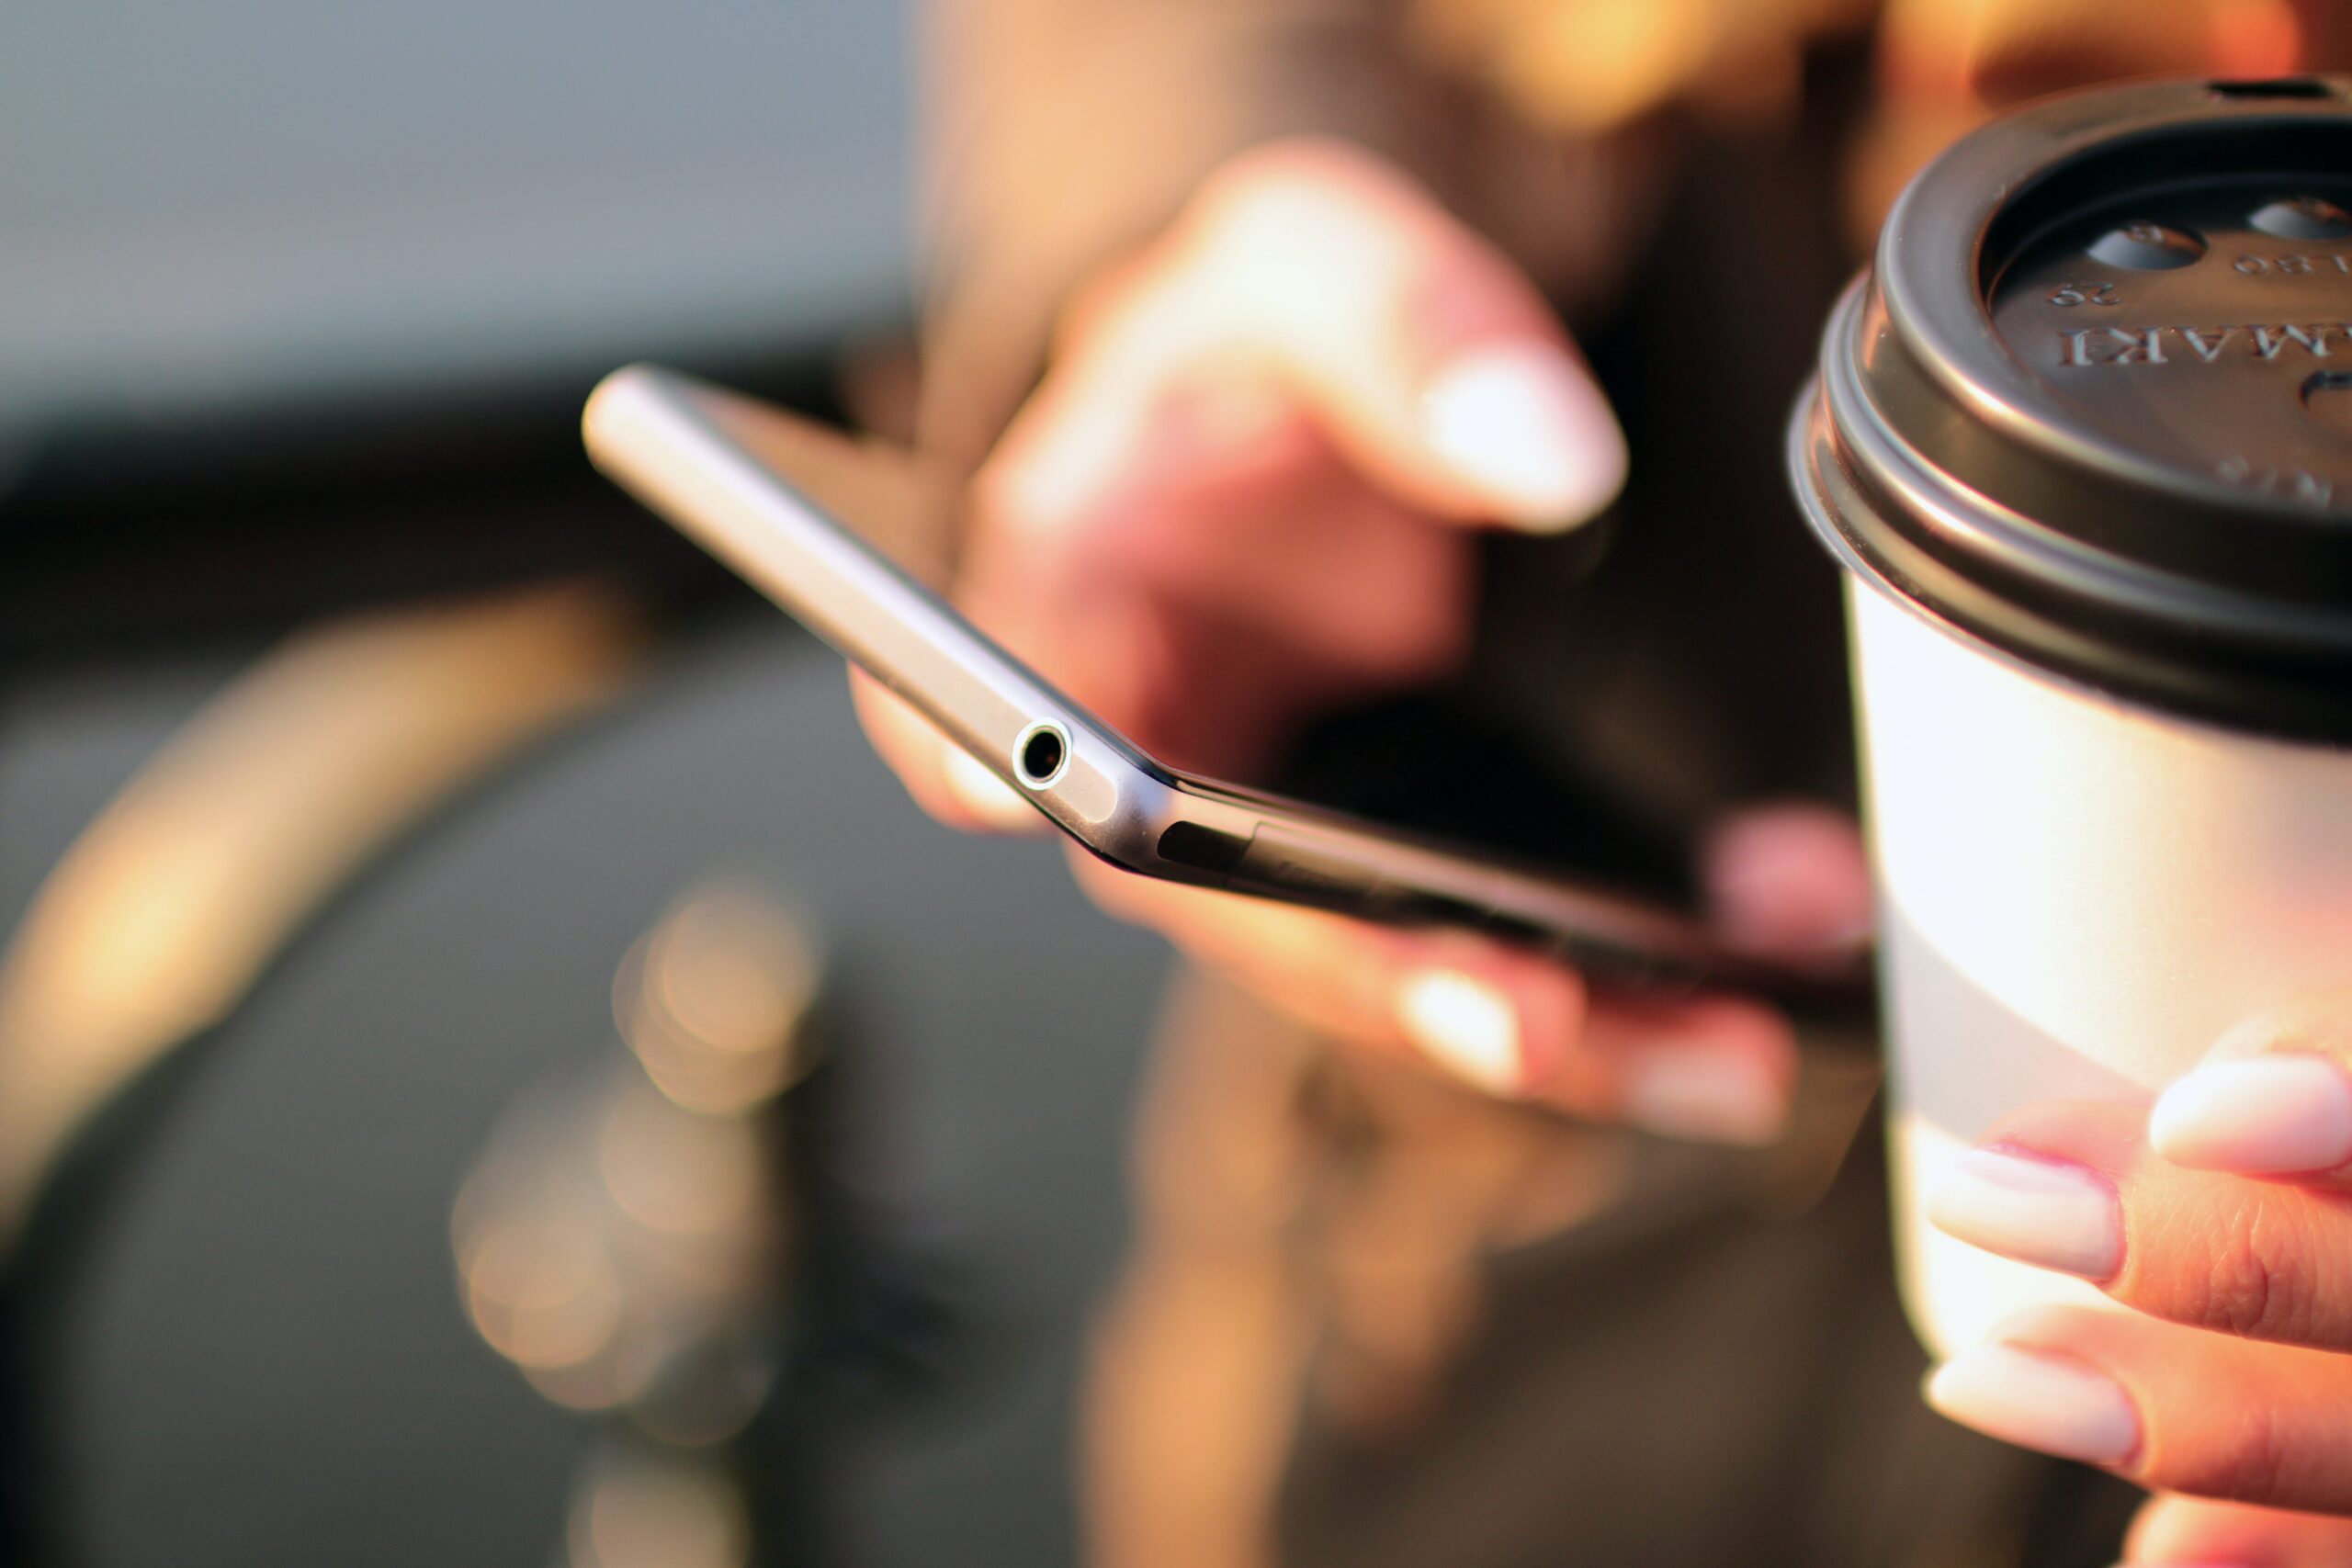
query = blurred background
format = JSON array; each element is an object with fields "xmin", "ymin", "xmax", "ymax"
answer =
[
  {"xmin": 0, "ymin": 4, "xmax": 1170, "ymax": 1564},
  {"xmin": 26, "ymin": 6, "xmax": 2340, "ymax": 1566}
]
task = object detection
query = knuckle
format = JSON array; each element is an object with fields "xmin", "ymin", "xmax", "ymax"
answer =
[
  {"xmin": 1187, "ymin": 156, "xmax": 1311, "ymax": 254},
  {"xmin": 1187, "ymin": 141, "xmax": 1417, "ymax": 267},
  {"xmin": 1198, "ymin": 136, "xmax": 1387, "ymax": 215},
  {"xmin": 2186, "ymin": 1203, "xmax": 2314, "ymax": 1345},
  {"xmin": 1057, "ymin": 245, "xmax": 1168, "ymax": 352}
]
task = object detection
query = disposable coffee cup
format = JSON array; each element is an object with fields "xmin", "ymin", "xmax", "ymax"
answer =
[{"xmin": 1789, "ymin": 76, "xmax": 2352, "ymax": 1357}]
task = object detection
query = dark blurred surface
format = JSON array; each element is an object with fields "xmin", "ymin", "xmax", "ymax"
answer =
[{"xmin": 2, "ymin": 616, "xmax": 1170, "ymax": 1566}]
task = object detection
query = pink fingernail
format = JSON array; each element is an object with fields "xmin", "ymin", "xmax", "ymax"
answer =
[
  {"xmin": 1928, "ymin": 1147, "xmax": 2123, "ymax": 1280},
  {"xmin": 1419, "ymin": 344, "xmax": 1626, "ymax": 532},
  {"xmin": 2150, "ymin": 1055, "xmax": 2352, "ymax": 1175},
  {"xmin": 1927, "ymin": 1343, "xmax": 2141, "ymax": 1466},
  {"xmin": 1395, "ymin": 969, "xmax": 1525, "ymax": 1095},
  {"xmin": 1619, "ymin": 1045, "xmax": 1787, "ymax": 1146}
]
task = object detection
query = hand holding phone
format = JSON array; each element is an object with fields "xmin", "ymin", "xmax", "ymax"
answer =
[
  {"xmin": 577, "ymin": 102, "xmax": 1865, "ymax": 1146},
  {"xmin": 586, "ymin": 361, "xmax": 1867, "ymax": 1134}
]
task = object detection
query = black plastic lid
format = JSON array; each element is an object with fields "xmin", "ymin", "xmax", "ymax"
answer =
[{"xmin": 1791, "ymin": 75, "xmax": 2352, "ymax": 742}]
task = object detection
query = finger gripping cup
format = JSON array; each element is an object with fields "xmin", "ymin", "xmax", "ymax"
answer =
[{"xmin": 1788, "ymin": 77, "xmax": 2352, "ymax": 1357}]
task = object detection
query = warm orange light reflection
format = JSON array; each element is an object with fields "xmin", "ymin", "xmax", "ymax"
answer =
[
  {"xmin": 566, "ymin": 1450, "xmax": 749, "ymax": 1568},
  {"xmin": 456, "ymin": 878, "xmax": 808, "ymax": 1441},
  {"xmin": 597, "ymin": 1084, "xmax": 763, "ymax": 1242},
  {"xmin": 614, "ymin": 884, "xmax": 819, "ymax": 1114},
  {"xmin": 462, "ymin": 1219, "xmax": 623, "ymax": 1374}
]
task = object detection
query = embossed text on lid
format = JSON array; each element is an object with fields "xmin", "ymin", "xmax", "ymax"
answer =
[
  {"xmin": 1988, "ymin": 176, "xmax": 2352, "ymax": 515},
  {"xmin": 1791, "ymin": 76, "xmax": 2352, "ymax": 742}
]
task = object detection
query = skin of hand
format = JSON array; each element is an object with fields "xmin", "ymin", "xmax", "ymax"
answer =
[
  {"xmin": 857, "ymin": 137, "xmax": 1870, "ymax": 1144},
  {"xmin": 1920, "ymin": 993, "xmax": 2352, "ymax": 1557}
]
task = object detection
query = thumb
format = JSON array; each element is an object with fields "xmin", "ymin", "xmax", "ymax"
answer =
[{"xmin": 1034, "ymin": 138, "xmax": 1627, "ymax": 534}]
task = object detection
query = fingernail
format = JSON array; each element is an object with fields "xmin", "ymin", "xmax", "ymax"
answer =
[
  {"xmin": 944, "ymin": 750, "xmax": 1043, "ymax": 831},
  {"xmin": 1927, "ymin": 1147, "xmax": 2123, "ymax": 1280},
  {"xmin": 2150, "ymin": 1055, "xmax": 2352, "ymax": 1175},
  {"xmin": 1419, "ymin": 344, "xmax": 1626, "ymax": 532},
  {"xmin": 1394, "ymin": 969, "xmax": 1524, "ymax": 1095},
  {"xmin": 1619, "ymin": 1045, "xmax": 1788, "ymax": 1146},
  {"xmin": 1927, "ymin": 1343, "xmax": 2141, "ymax": 1466}
]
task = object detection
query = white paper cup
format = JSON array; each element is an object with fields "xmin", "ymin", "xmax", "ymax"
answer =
[{"xmin": 1790, "ymin": 77, "xmax": 2352, "ymax": 1353}]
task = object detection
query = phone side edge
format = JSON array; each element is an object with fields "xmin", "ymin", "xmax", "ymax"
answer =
[{"xmin": 582, "ymin": 365, "xmax": 1182, "ymax": 860}]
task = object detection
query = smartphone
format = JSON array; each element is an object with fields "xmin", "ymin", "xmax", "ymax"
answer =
[{"xmin": 583, "ymin": 364, "xmax": 1857, "ymax": 1000}]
